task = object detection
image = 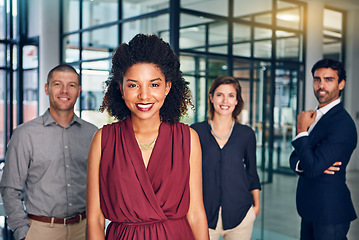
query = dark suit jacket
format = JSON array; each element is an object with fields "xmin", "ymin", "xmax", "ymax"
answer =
[{"xmin": 290, "ymin": 102, "xmax": 357, "ymax": 224}]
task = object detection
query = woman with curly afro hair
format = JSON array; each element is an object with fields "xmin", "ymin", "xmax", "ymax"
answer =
[{"xmin": 87, "ymin": 34, "xmax": 209, "ymax": 240}]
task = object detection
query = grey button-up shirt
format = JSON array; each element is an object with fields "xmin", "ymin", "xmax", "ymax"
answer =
[{"xmin": 0, "ymin": 109, "xmax": 98, "ymax": 240}]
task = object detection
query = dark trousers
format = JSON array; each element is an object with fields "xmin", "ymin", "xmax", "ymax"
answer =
[{"xmin": 300, "ymin": 218, "xmax": 350, "ymax": 240}]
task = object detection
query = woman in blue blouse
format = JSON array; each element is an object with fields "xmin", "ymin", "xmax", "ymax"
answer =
[{"xmin": 191, "ymin": 76, "xmax": 261, "ymax": 240}]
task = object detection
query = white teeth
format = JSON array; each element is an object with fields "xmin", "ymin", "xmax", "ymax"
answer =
[
  {"xmin": 220, "ymin": 106, "xmax": 230, "ymax": 110},
  {"xmin": 137, "ymin": 103, "xmax": 153, "ymax": 109},
  {"xmin": 59, "ymin": 97, "xmax": 69, "ymax": 100}
]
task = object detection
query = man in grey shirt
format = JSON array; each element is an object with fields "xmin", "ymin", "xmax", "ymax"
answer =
[{"xmin": 0, "ymin": 64, "xmax": 98, "ymax": 240}]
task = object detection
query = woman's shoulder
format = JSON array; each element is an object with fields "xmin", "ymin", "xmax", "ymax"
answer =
[
  {"xmin": 102, "ymin": 121, "xmax": 122, "ymax": 129},
  {"xmin": 162, "ymin": 121, "xmax": 191, "ymax": 135},
  {"xmin": 101, "ymin": 121, "xmax": 124, "ymax": 137},
  {"xmin": 164, "ymin": 121, "xmax": 189, "ymax": 129},
  {"xmin": 190, "ymin": 120, "xmax": 208, "ymax": 131},
  {"xmin": 234, "ymin": 122, "xmax": 255, "ymax": 135}
]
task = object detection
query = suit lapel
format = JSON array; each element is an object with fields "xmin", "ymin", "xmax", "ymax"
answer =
[{"xmin": 309, "ymin": 102, "xmax": 343, "ymax": 137}]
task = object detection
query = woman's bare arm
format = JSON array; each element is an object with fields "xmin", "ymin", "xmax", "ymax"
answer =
[
  {"xmin": 86, "ymin": 129, "xmax": 105, "ymax": 240},
  {"xmin": 186, "ymin": 128, "xmax": 209, "ymax": 240},
  {"xmin": 251, "ymin": 189, "xmax": 260, "ymax": 216}
]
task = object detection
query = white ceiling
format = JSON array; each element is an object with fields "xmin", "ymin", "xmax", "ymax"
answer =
[{"xmin": 300, "ymin": 0, "xmax": 359, "ymax": 10}]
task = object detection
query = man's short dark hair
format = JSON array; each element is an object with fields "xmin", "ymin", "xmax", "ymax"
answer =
[
  {"xmin": 47, "ymin": 64, "xmax": 80, "ymax": 84},
  {"xmin": 311, "ymin": 58, "xmax": 346, "ymax": 83},
  {"xmin": 311, "ymin": 58, "xmax": 346, "ymax": 96}
]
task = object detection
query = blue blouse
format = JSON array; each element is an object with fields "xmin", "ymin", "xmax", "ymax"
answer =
[{"xmin": 191, "ymin": 121, "xmax": 261, "ymax": 230}]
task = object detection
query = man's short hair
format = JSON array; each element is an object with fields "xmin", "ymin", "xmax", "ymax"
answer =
[
  {"xmin": 47, "ymin": 64, "xmax": 80, "ymax": 84},
  {"xmin": 311, "ymin": 58, "xmax": 346, "ymax": 83}
]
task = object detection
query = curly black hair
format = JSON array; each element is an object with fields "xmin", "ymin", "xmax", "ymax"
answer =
[{"xmin": 100, "ymin": 34, "xmax": 193, "ymax": 124}]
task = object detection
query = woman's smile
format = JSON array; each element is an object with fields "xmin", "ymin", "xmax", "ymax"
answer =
[{"xmin": 136, "ymin": 103, "xmax": 154, "ymax": 112}]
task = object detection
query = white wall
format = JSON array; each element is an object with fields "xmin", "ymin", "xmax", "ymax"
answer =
[
  {"xmin": 345, "ymin": 9, "xmax": 359, "ymax": 170},
  {"xmin": 304, "ymin": 1, "xmax": 324, "ymax": 110},
  {"xmin": 28, "ymin": 0, "xmax": 61, "ymax": 115},
  {"xmin": 39, "ymin": 0, "xmax": 61, "ymax": 114}
]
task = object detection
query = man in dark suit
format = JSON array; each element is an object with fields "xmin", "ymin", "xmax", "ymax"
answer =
[{"xmin": 290, "ymin": 58, "xmax": 357, "ymax": 240}]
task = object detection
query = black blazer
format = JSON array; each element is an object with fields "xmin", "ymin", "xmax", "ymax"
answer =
[{"xmin": 290, "ymin": 102, "xmax": 357, "ymax": 224}]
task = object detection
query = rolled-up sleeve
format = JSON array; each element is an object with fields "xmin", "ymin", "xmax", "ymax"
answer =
[{"xmin": 244, "ymin": 130, "xmax": 261, "ymax": 191}]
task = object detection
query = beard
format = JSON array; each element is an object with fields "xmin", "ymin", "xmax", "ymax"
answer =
[
  {"xmin": 314, "ymin": 88, "xmax": 340, "ymax": 107},
  {"xmin": 314, "ymin": 88, "xmax": 328, "ymax": 102}
]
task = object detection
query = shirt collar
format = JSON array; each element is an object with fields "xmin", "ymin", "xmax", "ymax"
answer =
[
  {"xmin": 42, "ymin": 108, "xmax": 81, "ymax": 127},
  {"xmin": 316, "ymin": 98, "xmax": 341, "ymax": 116}
]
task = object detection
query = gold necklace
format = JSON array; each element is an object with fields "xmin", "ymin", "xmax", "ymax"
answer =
[{"xmin": 136, "ymin": 137, "xmax": 157, "ymax": 150}]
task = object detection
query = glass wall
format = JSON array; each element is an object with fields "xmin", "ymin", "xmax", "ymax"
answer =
[
  {"xmin": 0, "ymin": 0, "xmax": 8, "ymax": 163},
  {"xmin": 22, "ymin": 44, "xmax": 38, "ymax": 123},
  {"xmin": 180, "ymin": 0, "xmax": 304, "ymax": 179},
  {"xmin": 1, "ymin": 0, "xmax": 40, "ymax": 238},
  {"xmin": 0, "ymin": 0, "xmax": 39, "ymax": 160}
]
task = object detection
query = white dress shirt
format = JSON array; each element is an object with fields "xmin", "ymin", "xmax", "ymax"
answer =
[{"xmin": 293, "ymin": 98, "xmax": 341, "ymax": 171}]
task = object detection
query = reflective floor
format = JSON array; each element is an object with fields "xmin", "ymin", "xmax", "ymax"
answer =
[{"xmin": 252, "ymin": 170, "xmax": 359, "ymax": 240}]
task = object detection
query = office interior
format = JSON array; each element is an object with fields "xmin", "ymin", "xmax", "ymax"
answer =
[{"xmin": 1, "ymin": 0, "xmax": 359, "ymax": 239}]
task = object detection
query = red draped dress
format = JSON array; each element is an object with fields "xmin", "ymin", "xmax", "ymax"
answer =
[{"xmin": 99, "ymin": 117, "xmax": 195, "ymax": 240}]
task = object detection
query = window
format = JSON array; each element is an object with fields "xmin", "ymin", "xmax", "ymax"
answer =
[{"xmin": 323, "ymin": 8, "xmax": 344, "ymax": 61}]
